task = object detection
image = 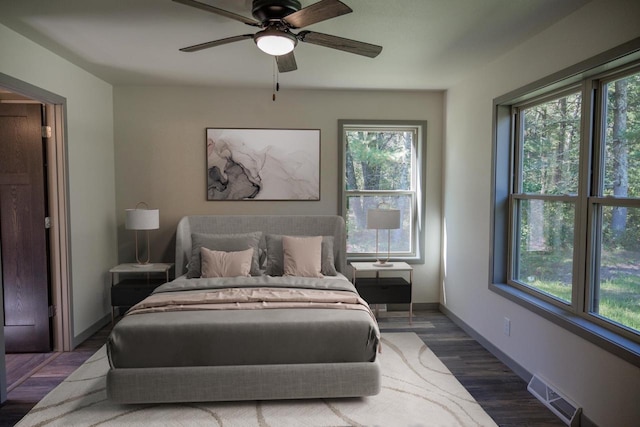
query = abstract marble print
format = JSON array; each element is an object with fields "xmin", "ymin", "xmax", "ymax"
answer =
[{"xmin": 206, "ymin": 128, "xmax": 320, "ymax": 200}]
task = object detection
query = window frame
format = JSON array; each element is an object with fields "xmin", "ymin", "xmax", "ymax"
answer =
[
  {"xmin": 586, "ymin": 67, "xmax": 640, "ymax": 336},
  {"xmin": 508, "ymin": 86, "xmax": 584, "ymax": 309},
  {"xmin": 491, "ymin": 37, "xmax": 640, "ymax": 367},
  {"xmin": 338, "ymin": 119, "xmax": 427, "ymax": 263}
]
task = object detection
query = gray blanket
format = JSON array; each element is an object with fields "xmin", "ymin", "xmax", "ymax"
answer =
[{"xmin": 107, "ymin": 275, "xmax": 379, "ymax": 369}]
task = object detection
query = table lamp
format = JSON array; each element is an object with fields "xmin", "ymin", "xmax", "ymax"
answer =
[
  {"xmin": 367, "ymin": 207, "xmax": 401, "ymax": 267},
  {"xmin": 125, "ymin": 202, "xmax": 159, "ymax": 267}
]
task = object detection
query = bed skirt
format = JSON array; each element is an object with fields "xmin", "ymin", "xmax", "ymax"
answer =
[{"xmin": 107, "ymin": 360, "xmax": 380, "ymax": 404}]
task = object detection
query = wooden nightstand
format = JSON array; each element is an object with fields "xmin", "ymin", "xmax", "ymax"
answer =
[
  {"xmin": 109, "ymin": 263, "xmax": 173, "ymax": 322},
  {"xmin": 351, "ymin": 261, "xmax": 413, "ymax": 323}
]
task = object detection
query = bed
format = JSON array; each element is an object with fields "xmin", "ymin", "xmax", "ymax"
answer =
[{"xmin": 106, "ymin": 215, "xmax": 381, "ymax": 404}]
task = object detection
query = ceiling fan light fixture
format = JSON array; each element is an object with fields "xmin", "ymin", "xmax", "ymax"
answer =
[{"xmin": 255, "ymin": 29, "xmax": 297, "ymax": 56}]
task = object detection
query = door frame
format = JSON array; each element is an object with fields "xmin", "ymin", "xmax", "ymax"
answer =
[
  {"xmin": 44, "ymin": 102, "xmax": 72, "ymax": 352},
  {"xmin": 0, "ymin": 73, "xmax": 72, "ymax": 403}
]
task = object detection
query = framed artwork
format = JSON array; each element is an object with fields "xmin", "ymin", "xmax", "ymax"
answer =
[{"xmin": 206, "ymin": 128, "xmax": 320, "ymax": 200}]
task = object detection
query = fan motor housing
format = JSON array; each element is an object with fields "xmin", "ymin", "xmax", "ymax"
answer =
[{"xmin": 252, "ymin": 0, "xmax": 301, "ymax": 22}]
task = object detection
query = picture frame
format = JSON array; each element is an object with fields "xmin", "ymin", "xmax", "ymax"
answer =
[{"xmin": 206, "ymin": 128, "xmax": 320, "ymax": 201}]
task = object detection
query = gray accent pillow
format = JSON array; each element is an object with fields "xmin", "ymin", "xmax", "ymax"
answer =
[
  {"xmin": 187, "ymin": 231, "xmax": 262, "ymax": 278},
  {"xmin": 265, "ymin": 234, "xmax": 337, "ymax": 276}
]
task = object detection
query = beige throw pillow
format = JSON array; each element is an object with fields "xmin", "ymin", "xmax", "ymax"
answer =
[
  {"xmin": 264, "ymin": 234, "xmax": 337, "ymax": 276},
  {"xmin": 200, "ymin": 247, "xmax": 253, "ymax": 278},
  {"xmin": 282, "ymin": 235, "xmax": 323, "ymax": 278},
  {"xmin": 187, "ymin": 232, "xmax": 262, "ymax": 277}
]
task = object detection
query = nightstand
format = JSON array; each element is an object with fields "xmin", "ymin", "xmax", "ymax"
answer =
[
  {"xmin": 351, "ymin": 261, "xmax": 413, "ymax": 323},
  {"xmin": 109, "ymin": 263, "xmax": 173, "ymax": 322}
]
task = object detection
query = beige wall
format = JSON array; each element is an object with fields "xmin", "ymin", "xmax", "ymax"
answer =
[
  {"xmin": 0, "ymin": 24, "xmax": 117, "ymax": 342},
  {"xmin": 114, "ymin": 86, "xmax": 443, "ymax": 303},
  {"xmin": 444, "ymin": 0, "xmax": 640, "ymax": 424}
]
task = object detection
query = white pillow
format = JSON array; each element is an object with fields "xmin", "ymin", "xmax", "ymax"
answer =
[
  {"xmin": 282, "ymin": 236, "xmax": 323, "ymax": 278},
  {"xmin": 200, "ymin": 247, "xmax": 253, "ymax": 278}
]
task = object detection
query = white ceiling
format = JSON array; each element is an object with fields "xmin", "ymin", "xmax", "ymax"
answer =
[{"xmin": 0, "ymin": 0, "xmax": 590, "ymax": 90}]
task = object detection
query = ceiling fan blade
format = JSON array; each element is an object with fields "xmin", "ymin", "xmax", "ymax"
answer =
[
  {"xmin": 276, "ymin": 52, "xmax": 298, "ymax": 72},
  {"xmin": 180, "ymin": 34, "xmax": 254, "ymax": 52},
  {"xmin": 173, "ymin": 0, "xmax": 260, "ymax": 27},
  {"xmin": 283, "ymin": 0, "xmax": 352, "ymax": 29},
  {"xmin": 298, "ymin": 31, "xmax": 382, "ymax": 58}
]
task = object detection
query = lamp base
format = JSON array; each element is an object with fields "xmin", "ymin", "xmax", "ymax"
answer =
[
  {"xmin": 132, "ymin": 263, "xmax": 154, "ymax": 268},
  {"xmin": 373, "ymin": 261, "xmax": 394, "ymax": 268}
]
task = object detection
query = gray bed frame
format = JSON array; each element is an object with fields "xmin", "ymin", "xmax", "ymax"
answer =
[{"xmin": 107, "ymin": 215, "xmax": 380, "ymax": 404}]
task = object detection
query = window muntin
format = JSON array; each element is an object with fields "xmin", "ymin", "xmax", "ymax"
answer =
[
  {"xmin": 508, "ymin": 67, "xmax": 640, "ymax": 338},
  {"xmin": 340, "ymin": 123, "xmax": 424, "ymax": 260}
]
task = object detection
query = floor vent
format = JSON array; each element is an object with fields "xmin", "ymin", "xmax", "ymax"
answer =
[{"xmin": 528, "ymin": 374, "xmax": 581, "ymax": 426}]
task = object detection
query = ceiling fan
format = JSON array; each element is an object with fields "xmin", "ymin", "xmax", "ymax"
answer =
[{"xmin": 173, "ymin": 0, "xmax": 383, "ymax": 72}]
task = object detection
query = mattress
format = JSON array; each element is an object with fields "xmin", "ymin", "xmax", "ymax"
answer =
[{"xmin": 107, "ymin": 275, "xmax": 379, "ymax": 369}]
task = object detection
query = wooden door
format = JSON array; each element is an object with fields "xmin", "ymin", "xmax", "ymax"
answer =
[{"xmin": 0, "ymin": 103, "xmax": 51, "ymax": 353}]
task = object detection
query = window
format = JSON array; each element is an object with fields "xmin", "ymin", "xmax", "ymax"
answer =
[
  {"xmin": 590, "ymin": 71, "xmax": 640, "ymax": 332},
  {"xmin": 492, "ymin": 43, "xmax": 640, "ymax": 363},
  {"xmin": 339, "ymin": 120, "xmax": 426, "ymax": 262},
  {"xmin": 512, "ymin": 90, "xmax": 582, "ymax": 304}
]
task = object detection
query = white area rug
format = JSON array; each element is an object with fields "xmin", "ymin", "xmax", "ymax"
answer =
[{"xmin": 16, "ymin": 333, "xmax": 497, "ymax": 426}]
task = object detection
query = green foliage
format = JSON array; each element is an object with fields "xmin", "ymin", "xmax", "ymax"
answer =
[
  {"xmin": 598, "ymin": 274, "xmax": 640, "ymax": 331},
  {"xmin": 518, "ymin": 246, "xmax": 573, "ymax": 303},
  {"xmin": 519, "ymin": 70, "xmax": 640, "ymax": 253},
  {"xmin": 605, "ymin": 73, "xmax": 640, "ymax": 199},
  {"xmin": 530, "ymin": 273, "xmax": 639, "ymax": 333},
  {"xmin": 345, "ymin": 130, "xmax": 412, "ymax": 191},
  {"xmin": 529, "ymin": 279, "xmax": 572, "ymax": 302},
  {"xmin": 521, "ymin": 92, "xmax": 582, "ymax": 195},
  {"xmin": 602, "ymin": 206, "xmax": 640, "ymax": 252},
  {"xmin": 517, "ymin": 199, "xmax": 575, "ymax": 265},
  {"xmin": 520, "ymin": 247, "xmax": 639, "ymax": 333}
]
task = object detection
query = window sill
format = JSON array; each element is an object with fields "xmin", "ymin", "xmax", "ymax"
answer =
[{"xmin": 490, "ymin": 283, "xmax": 640, "ymax": 368}]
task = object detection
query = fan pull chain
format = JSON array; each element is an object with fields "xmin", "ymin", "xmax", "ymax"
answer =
[
  {"xmin": 272, "ymin": 59, "xmax": 282, "ymax": 101},
  {"xmin": 272, "ymin": 59, "xmax": 277, "ymax": 101}
]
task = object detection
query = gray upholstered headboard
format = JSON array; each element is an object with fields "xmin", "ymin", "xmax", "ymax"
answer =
[{"xmin": 175, "ymin": 215, "xmax": 347, "ymax": 276}]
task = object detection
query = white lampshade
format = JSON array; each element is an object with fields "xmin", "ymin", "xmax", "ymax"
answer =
[
  {"xmin": 125, "ymin": 208, "xmax": 159, "ymax": 230},
  {"xmin": 255, "ymin": 29, "xmax": 296, "ymax": 56},
  {"xmin": 367, "ymin": 209, "xmax": 401, "ymax": 230}
]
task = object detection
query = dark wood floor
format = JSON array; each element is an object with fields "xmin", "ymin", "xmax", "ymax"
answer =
[
  {"xmin": 0, "ymin": 310, "xmax": 563, "ymax": 426},
  {"xmin": 377, "ymin": 311, "xmax": 564, "ymax": 427},
  {"xmin": 0, "ymin": 324, "xmax": 111, "ymax": 427}
]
